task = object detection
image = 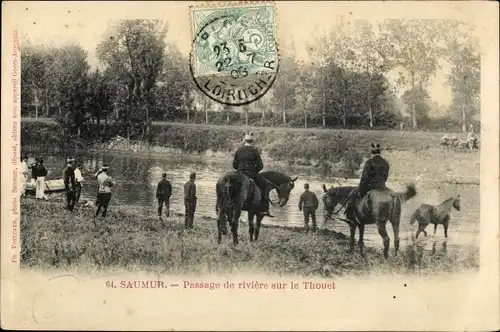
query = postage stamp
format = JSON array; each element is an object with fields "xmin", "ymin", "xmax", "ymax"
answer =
[
  {"xmin": 189, "ymin": 1, "xmax": 279, "ymax": 106},
  {"xmin": 1, "ymin": 1, "xmax": 499, "ymax": 331}
]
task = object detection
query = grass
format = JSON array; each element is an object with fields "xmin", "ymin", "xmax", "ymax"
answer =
[{"xmin": 21, "ymin": 199, "xmax": 479, "ymax": 277}]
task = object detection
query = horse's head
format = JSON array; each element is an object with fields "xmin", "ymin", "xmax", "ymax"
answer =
[
  {"xmin": 322, "ymin": 187, "xmax": 337, "ymax": 221},
  {"xmin": 453, "ymin": 195, "xmax": 461, "ymax": 211},
  {"xmin": 273, "ymin": 176, "xmax": 298, "ymax": 207}
]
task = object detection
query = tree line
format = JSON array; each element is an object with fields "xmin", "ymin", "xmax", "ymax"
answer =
[{"xmin": 21, "ymin": 18, "xmax": 480, "ymax": 139}]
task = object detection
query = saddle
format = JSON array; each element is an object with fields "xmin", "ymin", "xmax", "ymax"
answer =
[{"xmin": 235, "ymin": 172, "xmax": 262, "ymax": 210}]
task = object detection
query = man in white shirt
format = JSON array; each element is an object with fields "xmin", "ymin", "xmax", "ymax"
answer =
[
  {"xmin": 20, "ymin": 155, "xmax": 29, "ymax": 197},
  {"xmin": 74, "ymin": 163, "xmax": 84, "ymax": 204},
  {"xmin": 95, "ymin": 164, "xmax": 114, "ymax": 218}
]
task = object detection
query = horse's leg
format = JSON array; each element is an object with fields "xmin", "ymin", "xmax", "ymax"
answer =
[
  {"xmin": 443, "ymin": 220, "xmax": 449, "ymax": 238},
  {"xmin": 348, "ymin": 223, "xmax": 356, "ymax": 253},
  {"xmin": 377, "ymin": 221, "xmax": 390, "ymax": 259},
  {"xmin": 231, "ymin": 208, "xmax": 241, "ymax": 246},
  {"xmin": 358, "ymin": 223, "xmax": 365, "ymax": 257},
  {"xmin": 255, "ymin": 214, "xmax": 264, "ymax": 241},
  {"xmin": 433, "ymin": 223, "xmax": 437, "ymax": 236},
  {"xmin": 248, "ymin": 210, "xmax": 255, "ymax": 242},
  {"xmin": 391, "ymin": 221, "xmax": 400, "ymax": 256},
  {"xmin": 217, "ymin": 212, "xmax": 223, "ymax": 244}
]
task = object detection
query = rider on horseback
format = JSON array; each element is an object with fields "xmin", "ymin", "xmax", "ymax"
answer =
[
  {"xmin": 232, "ymin": 132, "xmax": 274, "ymax": 218},
  {"xmin": 345, "ymin": 143, "xmax": 390, "ymax": 220}
]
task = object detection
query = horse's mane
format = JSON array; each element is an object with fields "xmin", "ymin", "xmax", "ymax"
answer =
[
  {"xmin": 434, "ymin": 196, "xmax": 458, "ymax": 220},
  {"xmin": 327, "ymin": 186, "xmax": 356, "ymax": 196},
  {"xmin": 260, "ymin": 170, "xmax": 291, "ymax": 182}
]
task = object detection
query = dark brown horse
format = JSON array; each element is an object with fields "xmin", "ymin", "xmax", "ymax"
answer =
[
  {"xmin": 410, "ymin": 195, "xmax": 461, "ymax": 238},
  {"xmin": 349, "ymin": 184, "xmax": 417, "ymax": 258},
  {"xmin": 215, "ymin": 171, "xmax": 298, "ymax": 245},
  {"xmin": 321, "ymin": 184, "xmax": 357, "ymax": 223}
]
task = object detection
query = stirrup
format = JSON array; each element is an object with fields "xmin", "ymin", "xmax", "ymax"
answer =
[{"xmin": 261, "ymin": 211, "xmax": 274, "ymax": 218}]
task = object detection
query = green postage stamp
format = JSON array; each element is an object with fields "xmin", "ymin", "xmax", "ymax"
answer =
[{"xmin": 189, "ymin": 1, "xmax": 279, "ymax": 106}]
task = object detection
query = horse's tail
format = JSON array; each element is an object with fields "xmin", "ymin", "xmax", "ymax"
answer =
[
  {"xmin": 225, "ymin": 175, "xmax": 239, "ymax": 205},
  {"xmin": 393, "ymin": 184, "xmax": 417, "ymax": 202}
]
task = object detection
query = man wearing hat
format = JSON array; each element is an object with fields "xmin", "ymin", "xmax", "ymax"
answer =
[
  {"xmin": 232, "ymin": 132, "xmax": 274, "ymax": 218},
  {"xmin": 344, "ymin": 143, "xmax": 390, "ymax": 220},
  {"xmin": 63, "ymin": 157, "xmax": 77, "ymax": 212},
  {"xmin": 183, "ymin": 172, "xmax": 197, "ymax": 228},
  {"xmin": 34, "ymin": 158, "xmax": 48, "ymax": 200},
  {"xmin": 95, "ymin": 164, "xmax": 114, "ymax": 218},
  {"xmin": 156, "ymin": 173, "xmax": 172, "ymax": 217},
  {"xmin": 20, "ymin": 155, "xmax": 29, "ymax": 197}
]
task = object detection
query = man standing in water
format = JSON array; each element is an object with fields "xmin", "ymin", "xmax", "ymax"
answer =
[
  {"xmin": 95, "ymin": 164, "xmax": 114, "ymax": 219},
  {"xmin": 344, "ymin": 143, "xmax": 390, "ymax": 220},
  {"xmin": 183, "ymin": 172, "xmax": 197, "ymax": 229},
  {"xmin": 298, "ymin": 183, "xmax": 319, "ymax": 230},
  {"xmin": 232, "ymin": 132, "xmax": 274, "ymax": 218},
  {"xmin": 63, "ymin": 157, "xmax": 77, "ymax": 212},
  {"xmin": 156, "ymin": 173, "xmax": 172, "ymax": 217}
]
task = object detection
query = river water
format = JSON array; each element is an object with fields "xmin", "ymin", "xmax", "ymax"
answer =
[{"xmin": 29, "ymin": 151, "xmax": 480, "ymax": 251}]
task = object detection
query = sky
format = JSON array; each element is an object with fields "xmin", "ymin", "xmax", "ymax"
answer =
[{"xmin": 12, "ymin": 1, "xmax": 487, "ymax": 109}]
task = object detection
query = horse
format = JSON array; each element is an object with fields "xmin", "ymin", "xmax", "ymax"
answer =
[
  {"xmin": 321, "ymin": 184, "xmax": 357, "ymax": 223},
  {"xmin": 215, "ymin": 170, "xmax": 298, "ymax": 245},
  {"xmin": 348, "ymin": 184, "xmax": 417, "ymax": 259},
  {"xmin": 410, "ymin": 195, "xmax": 461, "ymax": 239}
]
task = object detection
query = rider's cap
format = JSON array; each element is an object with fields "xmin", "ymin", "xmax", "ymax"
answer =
[
  {"xmin": 101, "ymin": 164, "xmax": 110, "ymax": 170},
  {"xmin": 244, "ymin": 132, "xmax": 255, "ymax": 141},
  {"xmin": 67, "ymin": 157, "xmax": 75, "ymax": 163},
  {"xmin": 370, "ymin": 143, "xmax": 381, "ymax": 155}
]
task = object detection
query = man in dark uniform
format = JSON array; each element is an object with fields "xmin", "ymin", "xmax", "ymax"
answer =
[
  {"xmin": 298, "ymin": 183, "xmax": 319, "ymax": 230},
  {"xmin": 63, "ymin": 157, "xmax": 77, "ymax": 212},
  {"xmin": 232, "ymin": 132, "xmax": 274, "ymax": 218},
  {"xmin": 183, "ymin": 172, "xmax": 197, "ymax": 229},
  {"xmin": 345, "ymin": 143, "xmax": 390, "ymax": 220},
  {"xmin": 156, "ymin": 173, "xmax": 172, "ymax": 217}
]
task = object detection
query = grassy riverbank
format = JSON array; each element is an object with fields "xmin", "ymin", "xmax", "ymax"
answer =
[
  {"xmin": 22, "ymin": 119, "xmax": 472, "ymax": 176},
  {"xmin": 21, "ymin": 199, "xmax": 479, "ymax": 277}
]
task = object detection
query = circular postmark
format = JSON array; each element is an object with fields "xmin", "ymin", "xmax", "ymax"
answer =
[{"xmin": 189, "ymin": 5, "xmax": 279, "ymax": 106}]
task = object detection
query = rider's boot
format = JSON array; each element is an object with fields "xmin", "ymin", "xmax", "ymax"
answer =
[{"xmin": 260, "ymin": 183, "xmax": 275, "ymax": 218}]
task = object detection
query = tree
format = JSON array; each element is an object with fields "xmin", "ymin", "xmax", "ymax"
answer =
[
  {"xmin": 401, "ymin": 86, "xmax": 431, "ymax": 123},
  {"xmin": 271, "ymin": 41, "xmax": 300, "ymax": 125},
  {"xmin": 446, "ymin": 43, "xmax": 480, "ymax": 132},
  {"xmin": 379, "ymin": 19, "xmax": 450, "ymax": 128},
  {"xmin": 97, "ymin": 20, "xmax": 168, "ymax": 138}
]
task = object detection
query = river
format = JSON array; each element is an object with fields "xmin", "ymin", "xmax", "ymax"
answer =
[{"xmin": 28, "ymin": 150, "xmax": 480, "ymax": 252}]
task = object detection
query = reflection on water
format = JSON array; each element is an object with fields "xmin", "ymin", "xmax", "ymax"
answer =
[{"xmin": 36, "ymin": 151, "xmax": 480, "ymax": 250}]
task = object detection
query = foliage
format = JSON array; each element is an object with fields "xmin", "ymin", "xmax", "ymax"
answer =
[
  {"xmin": 20, "ymin": 18, "xmax": 480, "ymax": 137},
  {"xmin": 446, "ymin": 42, "xmax": 480, "ymax": 132}
]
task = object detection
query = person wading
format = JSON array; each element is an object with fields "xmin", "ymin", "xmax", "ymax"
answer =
[
  {"xmin": 345, "ymin": 143, "xmax": 390, "ymax": 220},
  {"xmin": 232, "ymin": 132, "xmax": 274, "ymax": 218},
  {"xmin": 95, "ymin": 164, "xmax": 114, "ymax": 218},
  {"xmin": 156, "ymin": 173, "xmax": 172, "ymax": 217},
  {"xmin": 63, "ymin": 158, "xmax": 77, "ymax": 212},
  {"xmin": 183, "ymin": 172, "xmax": 197, "ymax": 229},
  {"xmin": 298, "ymin": 183, "xmax": 319, "ymax": 230},
  {"xmin": 34, "ymin": 158, "xmax": 48, "ymax": 200},
  {"xmin": 74, "ymin": 163, "xmax": 84, "ymax": 204}
]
